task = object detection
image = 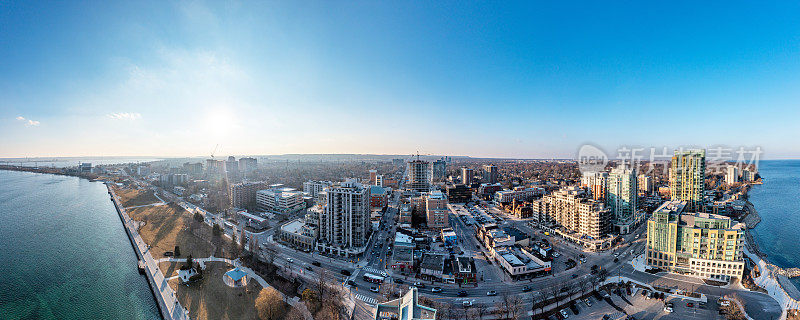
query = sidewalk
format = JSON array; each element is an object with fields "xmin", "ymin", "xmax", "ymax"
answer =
[{"xmin": 743, "ymin": 245, "xmax": 800, "ymax": 320}]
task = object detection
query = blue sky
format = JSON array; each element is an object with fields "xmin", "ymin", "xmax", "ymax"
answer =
[{"xmin": 1, "ymin": 1, "xmax": 799, "ymax": 159}]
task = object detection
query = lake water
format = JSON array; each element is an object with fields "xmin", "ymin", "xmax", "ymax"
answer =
[
  {"xmin": 748, "ymin": 160, "xmax": 800, "ymax": 291},
  {"xmin": 0, "ymin": 170, "xmax": 160, "ymax": 319}
]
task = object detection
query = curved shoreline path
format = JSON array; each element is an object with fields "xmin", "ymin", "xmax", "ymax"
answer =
[{"xmin": 108, "ymin": 184, "xmax": 189, "ymax": 320}]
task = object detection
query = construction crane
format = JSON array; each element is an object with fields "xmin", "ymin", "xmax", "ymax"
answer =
[{"xmin": 210, "ymin": 144, "xmax": 219, "ymax": 160}]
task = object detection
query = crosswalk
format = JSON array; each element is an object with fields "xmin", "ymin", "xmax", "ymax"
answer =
[
  {"xmin": 362, "ymin": 267, "xmax": 385, "ymax": 275},
  {"xmin": 354, "ymin": 293, "xmax": 378, "ymax": 305}
]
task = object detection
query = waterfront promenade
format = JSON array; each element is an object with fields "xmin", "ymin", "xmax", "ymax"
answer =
[{"xmin": 108, "ymin": 184, "xmax": 189, "ymax": 320}]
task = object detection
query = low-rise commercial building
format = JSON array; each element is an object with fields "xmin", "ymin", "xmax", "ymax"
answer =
[
  {"xmin": 256, "ymin": 184, "xmax": 305, "ymax": 214},
  {"xmin": 279, "ymin": 218, "xmax": 317, "ymax": 252},
  {"xmin": 495, "ymin": 245, "xmax": 552, "ymax": 280},
  {"xmin": 445, "ymin": 183, "xmax": 471, "ymax": 203}
]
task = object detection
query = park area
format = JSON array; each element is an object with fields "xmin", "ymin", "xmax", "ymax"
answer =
[
  {"xmin": 161, "ymin": 261, "xmax": 286, "ymax": 320},
  {"xmin": 114, "ymin": 186, "xmax": 161, "ymax": 207}
]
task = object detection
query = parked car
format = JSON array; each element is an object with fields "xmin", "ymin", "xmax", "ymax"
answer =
[
  {"xmin": 370, "ymin": 286, "xmax": 379, "ymax": 293},
  {"xmin": 487, "ymin": 290, "xmax": 497, "ymax": 296},
  {"xmin": 569, "ymin": 303, "xmax": 579, "ymax": 314},
  {"xmin": 584, "ymin": 298, "xmax": 592, "ymax": 307},
  {"xmin": 394, "ymin": 279, "xmax": 404, "ymax": 284},
  {"xmin": 559, "ymin": 309, "xmax": 569, "ymax": 319},
  {"xmin": 458, "ymin": 290, "xmax": 468, "ymax": 297},
  {"xmin": 340, "ymin": 269, "xmax": 351, "ymax": 276},
  {"xmin": 286, "ymin": 257, "xmax": 294, "ymax": 263},
  {"xmin": 311, "ymin": 261, "xmax": 321, "ymax": 267},
  {"xmin": 522, "ymin": 285, "xmax": 532, "ymax": 292}
]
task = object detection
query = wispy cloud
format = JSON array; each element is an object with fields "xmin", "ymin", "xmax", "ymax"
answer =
[
  {"xmin": 16, "ymin": 116, "xmax": 40, "ymax": 126},
  {"xmin": 107, "ymin": 112, "xmax": 142, "ymax": 120}
]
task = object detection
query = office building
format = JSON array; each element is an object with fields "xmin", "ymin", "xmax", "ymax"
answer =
[
  {"xmin": 646, "ymin": 201, "xmax": 745, "ymax": 282},
  {"xmin": 256, "ymin": 184, "xmax": 305, "ymax": 214},
  {"xmin": 425, "ymin": 191, "xmax": 449, "ymax": 229},
  {"xmin": 407, "ymin": 159, "xmax": 432, "ymax": 192},
  {"xmin": 445, "ymin": 183, "xmax": 471, "ymax": 203},
  {"xmin": 607, "ymin": 166, "xmax": 638, "ymax": 234},
  {"xmin": 461, "ymin": 167, "xmax": 474, "ymax": 186},
  {"xmin": 669, "ymin": 149, "xmax": 706, "ymax": 212},
  {"xmin": 483, "ymin": 164, "xmax": 498, "ymax": 184},
  {"xmin": 316, "ymin": 179, "xmax": 371, "ymax": 257},
  {"xmin": 369, "ymin": 185, "xmax": 388, "ymax": 209},
  {"xmin": 229, "ymin": 181, "xmax": 268, "ymax": 209}
]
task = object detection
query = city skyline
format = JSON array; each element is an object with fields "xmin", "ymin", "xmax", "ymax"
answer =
[{"xmin": 2, "ymin": 1, "xmax": 800, "ymax": 159}]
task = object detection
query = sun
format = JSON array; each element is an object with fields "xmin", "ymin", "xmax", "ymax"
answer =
[{"xmin": 203, "ymin": 108, "xmax": 237, "ymax": 138}]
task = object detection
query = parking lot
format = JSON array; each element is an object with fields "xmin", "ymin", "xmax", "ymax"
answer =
[{"xmin": 552, "ymin": 286, "xmax": 727, "ymax": 320}]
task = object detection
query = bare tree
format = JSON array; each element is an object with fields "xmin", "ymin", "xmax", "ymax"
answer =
[
  {"xmin": 493, "ymin": 301, "xmax": 508, "ymax": 320},
  {"xmin": 505, "ymin": 294, "xmax": 523, "ymax": 320},
  {"xmin": 474, "ymin": 303, "xmax": 488, "ymax": 320},
  {"xmin": 262, "ymin": 242, "xmax": 277, "ymax": 265},
  {"xmin": 530, "ymin": 292, "xmax": 545, "ymax": 316}
]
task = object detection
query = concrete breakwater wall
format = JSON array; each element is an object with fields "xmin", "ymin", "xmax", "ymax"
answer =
[{"xmin": 107, "ymin": 183, "xmax": 175, "ymax": 320}]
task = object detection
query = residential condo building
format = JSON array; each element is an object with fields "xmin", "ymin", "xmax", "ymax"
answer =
[
  {"xmin": 607, "ymin": 166, "xmax": 638, "ymax": 234},
  {"xmin": 669, "ymin": 149, "xmax": 706, "ymax": 212},
  {"xmin": 316, "ymin": 179, "xmax": 372, "ymax": 257},
  {"xmin": 646, "ymin": 200, "xmax": 745, "ymax": 282}
]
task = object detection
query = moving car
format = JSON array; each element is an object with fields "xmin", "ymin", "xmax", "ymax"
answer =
[
  {"xmin": 522, "ymin": 285, "xmax": 532, "ymax": 292},
  {"xmin": 687, "ymin": 302, "xmax": 694, "ymax": 307},
  {"xmin": 370, "ymin": 286, "xmax": 379, "ymax": 293},
  {"xmin": 286, "ymin": 257, "xmax": 294, "ymax": 263},
  {"xmin": 312, "ymin": 261, "xmax": 321, "ymax": 267},
  {"xmin": 431, "ymin": 287, "xmax": 442, "ymax": 293},
  {"xmin": 559, "ymin": 309, "xmax": 569, "ymax": 318},
  {"xmin": 458, "ymin": 290, "xmax": 468, "ymax": 297},
  {"xmin": 487, "ymin": 290, "xmax": 497, "ymax": 296},
  {"xmin": 462, "ymin": 301, "xmax": 472, "ymax": 307},
  {"xmin": 340, "ymin": 269, "xmax": 351, "ymax": 276}
]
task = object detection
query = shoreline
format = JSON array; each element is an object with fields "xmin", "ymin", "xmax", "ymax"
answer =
[
  {"xmin": 107, "ymin": 184, "xmax": 169, "ymax": 320},
  {"xmin": 745, "ymin": 179, "xmax": 800, "ymax": 317},
  {"xmin": 107, "ymin": 183, "xmax": 188, "ymax": 320}
]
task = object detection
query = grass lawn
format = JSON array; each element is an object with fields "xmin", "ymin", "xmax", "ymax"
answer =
[
  {"xmin": 165, "ymin": 262, "xmax": 277, "ymax": 320},
  {"xmin": 127, "ymin": 202, "xmax": 233, "ymax": 259},
  {"xmin": 115, "ymin": 186, "xmax": 160, "ymax": 207}
]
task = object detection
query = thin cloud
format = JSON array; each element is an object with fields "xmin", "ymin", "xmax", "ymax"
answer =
[
  {"xmin": 16, "ymin": 116, "xmax": 40, "ymax": 126},
  {"xmin": 107, "ymin": 112, "xmax": 142, "ymax": 120}
]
